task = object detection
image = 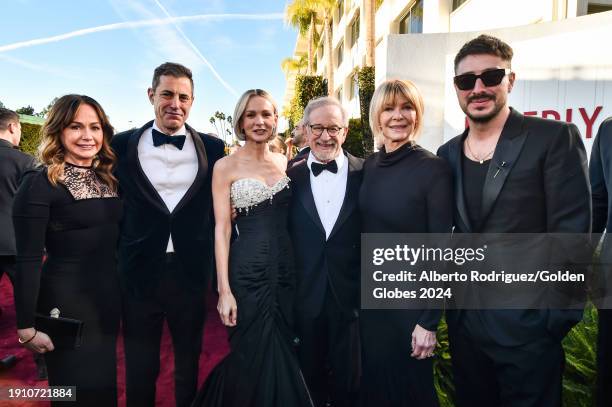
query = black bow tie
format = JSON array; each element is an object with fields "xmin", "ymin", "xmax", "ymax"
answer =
[
  {"xmin": 311, "ymin": 160, "xmax": 338, "ymax": 176},
  {"xmin": 152, "ymin": 128, "xmax": 186, "ymax": 150}
]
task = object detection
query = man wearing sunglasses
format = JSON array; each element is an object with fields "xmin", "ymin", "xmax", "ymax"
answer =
[{"xmin": 438, "ymin": 35, "xmax": 590, "ymax": 407}]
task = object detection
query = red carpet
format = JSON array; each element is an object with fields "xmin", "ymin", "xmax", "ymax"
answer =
[{"xmin": 0, "ymin": 275, "xmax": 229, "ymax": 406}]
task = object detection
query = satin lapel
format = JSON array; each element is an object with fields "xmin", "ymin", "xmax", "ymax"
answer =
[
  {"xmin": 127, "ymin": 121, "xmax": 169, "ymax": 214},
  {"xmin": 173, "ymin": 125, "xmax": 209, "ymax": 214},
  {"xmin": 451, "ymin": 133, "xmax": 473, "ymax": 233},
  {"xmin": 293, "ymin": 163, "xmax": 326, "ymax": 235},
  {"xmin": 328, "ymin": 153, "xmax": 360, "ymax": 241},
  {"xmin": 480, "ymin": 110, "xmax": 528, "ymax": 226}
]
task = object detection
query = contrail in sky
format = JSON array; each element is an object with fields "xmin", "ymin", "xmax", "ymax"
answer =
[
  {"xmin": 0, "ymin": 13, "xmax": 284, "ymax": 53},
  {"xmin": 151, "ymin": 0, "xmax": 237, "ymax": 96}
]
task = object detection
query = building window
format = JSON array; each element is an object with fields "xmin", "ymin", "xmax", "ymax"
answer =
[
  {"xmin": 336, "ymin": 40, "xmax": 344, "ymax": 68},
  {"xmin": 336, "ymin": 0, "xmax": 344, "ymax": 22},
  {"xmin": 336, "ymin": 86, "xmax": 343, "ymax": 102},
  {"xmin": 349, "ymin": 15, "xmax": 360, "ymax": 48},
  {"xmin": 452, "ymin": 0, "xmax": 470, "ymax": 11},
  {"xmin": 399, "ymin": 0, "xmax": 424, "ymax": 34},
  {"xmin": 588, "ymin": 3, "xmax": 612, "ymax": 14}
]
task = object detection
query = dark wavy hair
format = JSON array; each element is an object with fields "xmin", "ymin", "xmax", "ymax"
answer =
[
  {"xmin": 454, "ymin": 34, "xmax": 514, "ymax": 73},
  {"xmin": 38, "ymin": 94, "xmax": 117, "ymax": 190}
]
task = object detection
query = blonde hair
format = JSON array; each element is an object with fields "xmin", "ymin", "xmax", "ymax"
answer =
[
  {"xmin": 233, "ymin": 89, "xmax": 278, "ymax": 142},
  {"xmin": 38, "ymin": 94, "xmax": 117, "ymax": 190},
  {"xmin": 369, "ymin": 79, "xmax": 424, "ymax": 144}
]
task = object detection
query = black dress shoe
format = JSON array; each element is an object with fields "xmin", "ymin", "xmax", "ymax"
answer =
[{"xmin": 0, "ymin": 354, "xmax": 17, "ymax": 371}]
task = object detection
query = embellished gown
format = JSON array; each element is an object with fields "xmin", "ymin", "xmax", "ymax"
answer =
[
  {"xmin": 13, "ymin": 164, "xmax": 122, "ymax": 406},
  {"xmin": 192, "ymin": 177, "xmax": 313, "ymax": 407}
]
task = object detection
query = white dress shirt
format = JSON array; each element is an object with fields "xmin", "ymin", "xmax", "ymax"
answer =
[
  {"xmin": 307, "ymin": 151, "xmax": 348, "ymax": 240},
  {"xmin": 137, "ymin": 122, "xmax": 198, "ymax": 252}
]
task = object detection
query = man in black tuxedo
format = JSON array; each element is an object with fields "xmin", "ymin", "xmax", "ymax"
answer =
[
  {"xmin": 589, "ymin": 117, "xmax": 612, "ymax": 407},
  {"xmin": 437, "ymin": 35, "xmax": 590, "ymax": 407},
  {"xmin": 112, "ymin": 62, "xmax": 225, "ymax": 407},
  {"xmin": 0, "ymin": 108, "xmax": 35, "ymax": 370},
  {"xmin": 287, "ymin": 96, "xmax": 363, "ymax": 407}
]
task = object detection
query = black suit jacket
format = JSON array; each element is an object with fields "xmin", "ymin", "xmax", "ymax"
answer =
[
  {"xmin": 111, "ymin": 121, "xmax": 225, "ymax": 294},
  {"xmin": 288, "ymin": 147, "xmax": 311, "ymax": 168},
  {"xmin": 589, "ymin": 117, "xmax": 612, "ymax": 304},
  {"xmin": 0, "ymin": 139, "xmax": 36, "ymax": 256},
  {"xmin": 438, "ymin": 108, "xmax": 591, "ymax": 345},
  {"xmin": 288, "ymin": 152, "xmax": 364, "ymax": 319}
]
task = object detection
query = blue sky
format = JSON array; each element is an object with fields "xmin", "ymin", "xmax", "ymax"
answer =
[{"xmin": 0, "ymin": 0, "xmax": 298, "ymax": 139}]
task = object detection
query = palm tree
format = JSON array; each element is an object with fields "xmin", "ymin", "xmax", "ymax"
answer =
[
  {"xmin": 286, "ymin": 0, "xmax": 318, "ymax": 75},
  {"xmin": 364, "ymin": 0, "xmax": 375, "ymax": 67},
  {"xmin": 286, "ymin": 0, "xmax": 336, "ymax": 94},
  {"xmin": 281, "ymin": 55, "xmax": 309, "ymax": 75}
]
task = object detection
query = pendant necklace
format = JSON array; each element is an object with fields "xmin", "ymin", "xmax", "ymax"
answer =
[{"xmin": 465, "ymin": 137, "xmax": 495, "ymax": 164}]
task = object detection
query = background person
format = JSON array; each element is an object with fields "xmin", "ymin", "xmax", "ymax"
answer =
[{"xmin": 13, "ymin": 94, "xmax": 121, "ymax": 406}]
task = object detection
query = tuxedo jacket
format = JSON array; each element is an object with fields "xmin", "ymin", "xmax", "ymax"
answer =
[
  {"xmin": 288, "ymin": 146, "xmax": 311, "ymax": 168},
  {"xmin": 111, "ymin": 121, "xmax": 225, "ymax": 293},
  {"xmin": 288, "ymin": 152, "xmax": 364, "ymax": 319},
  {"xmin": 0, "ymin": 139, "xmax": 36, "ymax": 256},
  {"xmin": 438, "ymin": 108, "xmax": 591, "ymax": 346},
  {"xmin": 589, "ymin": 117, "xmax": 612, "ymax": 299}
]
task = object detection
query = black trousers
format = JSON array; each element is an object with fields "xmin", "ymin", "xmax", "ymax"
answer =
[
  {"xmin": 449, "ymin": 326, "xmax": 564, "ymax": 407},
  {"xmin": 598, "ymin": 309, "xmax": 612, "ymax": 407},
  {"xmin": 296, "ymin": 293, "xmax": 360, "ymax": 407},
  {"xmin": 122, "ymin": 254, "xmax": 207, "ymax": 407},
  {"xmin": 0, "ymin": 255, "xmax": 15, "ymax": 285}
]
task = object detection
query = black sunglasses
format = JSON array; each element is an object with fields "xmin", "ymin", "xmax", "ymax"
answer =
[{"xmin": 454, "ymin": 68, "xmax": 511, "ymax": 91}]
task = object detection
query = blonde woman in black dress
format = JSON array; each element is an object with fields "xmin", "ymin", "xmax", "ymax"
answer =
[{"xmin": 359, "ymin": 80, "xmax": 453, "ymax": 406}]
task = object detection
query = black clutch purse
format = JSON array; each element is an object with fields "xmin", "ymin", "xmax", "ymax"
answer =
[{"xmin": 35, "ymin": 314, "xmax": 84, "ymax": 350}]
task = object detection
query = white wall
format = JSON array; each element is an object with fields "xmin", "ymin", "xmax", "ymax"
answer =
[{"xmin": 380, "ymin": 10, "xmax": 612, "ymax": 155}]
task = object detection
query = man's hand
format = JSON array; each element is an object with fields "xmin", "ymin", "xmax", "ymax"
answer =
[{"xmin": 411, "ymin": 324, "xmax": 437, "ymax": 359}]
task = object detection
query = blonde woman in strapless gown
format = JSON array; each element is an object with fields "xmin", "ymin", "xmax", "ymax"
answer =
[{"xmin": 191, "ymin": 89, "xmax": 313, "ymax": 407}]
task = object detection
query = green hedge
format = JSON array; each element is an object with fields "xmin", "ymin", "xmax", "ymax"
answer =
[
  {"xmin": 357, "ymin": 67, "xmax": 375, "ymax": 157},
  {"xmin": 19, "ymin": 122, "xmax": 42, "ymax": 157},
  {"xmin": 287, "ymin": 74, "xmax": 327, "ymax": 129},
  {"xmin": 344, "ymin": 118, "xmax": 365, "ymax": 158}
]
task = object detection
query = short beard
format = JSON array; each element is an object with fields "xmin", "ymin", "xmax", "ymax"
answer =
[{"xmin": 466, "ymin": 98, "xmax": 504, "ymax": 124}]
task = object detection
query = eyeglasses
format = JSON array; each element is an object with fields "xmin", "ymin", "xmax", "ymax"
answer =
[
  {"xmin": 309, "ymin": 125, "xmax": 343, "ymax": 137},
  {"xmin": 453, "ymin": 68, "xmax": 512, "ymax": 91}
]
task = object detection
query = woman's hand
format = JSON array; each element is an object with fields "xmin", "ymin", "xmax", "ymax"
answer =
[
  {"xmin": 18, "ymin": 328, "xmax": 54, "ymax": 354},
  {"xmin": 411, "ymin": 324, "xmax": 436, "ymax": 360},
  {"xmin": 217, "ymin": 291, "xmax": 238, "ymax": 327}
]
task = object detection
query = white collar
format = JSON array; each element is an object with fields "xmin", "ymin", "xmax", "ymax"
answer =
[
  {"xmin": 307, "ymin": 149, "xmax": 346, "ymax": 170},
  {"xmin": 152, "ymin": 121, "xmax": 187, "ymax": 137}
]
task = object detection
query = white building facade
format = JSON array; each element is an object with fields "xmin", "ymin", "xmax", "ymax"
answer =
[{"xmin": 283, "ymin": 0, "xmax": 612, "ymax": 150}]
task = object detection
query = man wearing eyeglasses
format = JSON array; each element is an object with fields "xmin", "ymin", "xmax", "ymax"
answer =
[
  {"xmin": 287, "ymin": 96, "xmax": 363, "ymax": 407},
  {"xmin": 437, "ymin": 35, "xmax": 590, "ymax": 407}
]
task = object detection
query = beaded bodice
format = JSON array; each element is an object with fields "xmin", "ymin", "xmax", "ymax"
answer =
[
  {"xmin": 61, "ymin": 163, "xmax": 118, "ymax": 200},
  {"xmin": 231, "ymin": 177, "xmax": 290, "ymax": 213}
]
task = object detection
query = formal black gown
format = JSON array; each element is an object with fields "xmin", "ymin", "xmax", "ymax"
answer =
[
  {"xmin": 192, "ymin": 177, "xmax": 313, "ymax": 407},
  {"xmin": 13, "ymin": 164, "xmax": 122, "ymax": 406},
  {"xmin": 358, "ymin": 142, "xmax": 453, "ymax": 407}
]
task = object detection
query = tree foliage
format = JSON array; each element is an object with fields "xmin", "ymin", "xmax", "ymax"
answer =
[
  {"xmin": 357, "ymin": 66, "xmax": 375, "ymax": 157},
  {"xmin": 209, "ymin": 111, "xmax": 233, "ymax": 144},
  {"xmin": 19, "ymin": 122, "xmax": 43, "ymax": 157},
  {"xmin": 286, "ymin": 74, "xmax": 327, "ymax": 129},
  {"xmin": 16, "ymin": 105, "xmax": 35, "ymax": 115}
]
